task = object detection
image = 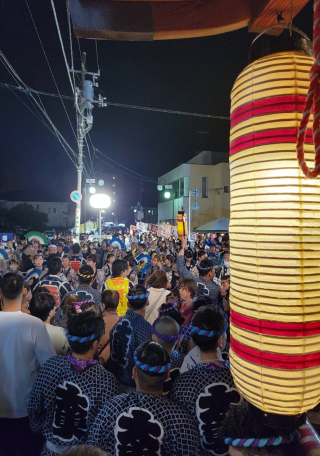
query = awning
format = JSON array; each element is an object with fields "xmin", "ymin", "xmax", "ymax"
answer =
[{"xmin": 195, "ymin": 217, "xmax": 230, "ymax": 233}]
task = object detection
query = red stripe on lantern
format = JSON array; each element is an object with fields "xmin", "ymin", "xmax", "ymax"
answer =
[
  {"xmin": 231, "ymin": 337, "xmax": 320, "ymax": 370},
  {"xmin": 230, "ymin": 128, "xmax": 314, "ymax": 156},
  {"xmin": 231, "ymin": 96, "xmax": 307, "ymax": 128},
  {"xmin": 231, "ymin": 309, "xmax": 320, "ymax": 337}
]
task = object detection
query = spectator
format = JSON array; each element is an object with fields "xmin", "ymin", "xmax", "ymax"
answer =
[
  {"xmin": 145, "ymin": 270, "xmax": 171, "ymax": 324},
  {"xmin": 0, "ymin": 273, "xmax": 55, "ymax": 456},
  {"xmin": 29, "ymin": 291, "xmax": 69, "ymax": 355},
  {"xmin": 100, "ymin": 289, "xmax": 120, "ymax": 363}
]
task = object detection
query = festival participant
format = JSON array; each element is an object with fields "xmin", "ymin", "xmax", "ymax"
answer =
[
  {"xmin": 21, "ymin": 281, "xmax": 32, "ymax": 314},
  {"xmin": 62, "ymin": 254, "xmax": 79, "ymax": 289},
  {"xmin": 184, "ymin": 249, "xmax": 195, "ymax": 271},
  {"xmin": 82, "ymin": 243, "xmax": 90, "ymax": 260},
  {"xmin": 51, "ymin": 233, "xmax": 59, "ymax": 245},
  {"xmin": 61, "ymin": 265, "xmax": 102, "ymax": 310},
  {"xmin": 97, "ymin": 239, "xmax": 109, "ymax": 269},
  {"xmin": 221, "ymin": 275, "xmax": 230, "ymax": 313},
  {"xmin": 54, "ymin": 295, "xmax": 99, "ymax": 330},
  {"xmin": 29, "ymin": 291, "xmax": 69, "ymax": 355},
  {"xmin": 70, "ymin": 243, "xmax": 87, "ymax": 266},
  {"xmin": 144, "ymin": 254, "xmax": 161, "ymax": 281},
  {"xmin": 25, "ymin": 251, "xmax": 45, "ymax": 288},
  {"xmin": 168, "ymin": 240, "xmax": 177, "ymax": 259},
  {"xmin": 123, "ymin": 254, "xmax": 139, "ymax": 286},
  {"xmin": 145, "ymin": 270, "xmax": 171, "ymax": 324},
  {"xmin": 171, "ymin": 305, "xmax": 241, "ymax": 456},
  {"xmin": 86, "ymin": 254, "xmax": 106, "ymax": 291},
  {"xmin": 177, "ymin": 237, "xmax": 221, "ymax": 302},
  {"xmin": 88, "ymin": 341, "xmax": 200, "ymax": 455},
  {"xmin": 106, "ymin": 285, "xmax": 152, "ymax": 392},
  {"xmin": 103, "ymin": 253, "xmax": 115, "ymax": 279},
  {"xmin": 0, "ymin": 273, "xmax": 55, "ymax": 456},
  {"xmin": 179, "ymin": 277, "xmax": 198, "ymax": 325},
  {"xmin": 48, "ymin": 244, "xmax": 59, "ymax": 258},
  {"xmin": 220, "ymin": 401, "xmax": 303, "ymax": 456},
  {"xmin": 152, "ymin": 316, "xmax": 185, "ymax": 394},
  {"xmin": 99, "ymin": 290, "xmax": 120, "ymax": 363},
  {"xmin": 28, "ymin": 312, "xmax": 119, "ymax": 455},
  {"xmin": 104, "ymin": 259, "xmax": 133, "ymax": 317},
  {"xmin": 35, "ymin": 256, "xmax": 73, "ymax": 305},
  {"xmin": 170, "ymin": 261, "xmax": 180, "ymax": 291}
]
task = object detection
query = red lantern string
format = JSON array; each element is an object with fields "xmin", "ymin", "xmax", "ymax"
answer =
[{"xmin": 297, "ymin": 0, "xmax": 320, "ymax": 178}]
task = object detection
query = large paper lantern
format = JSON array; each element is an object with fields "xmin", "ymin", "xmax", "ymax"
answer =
[{"xmin": 229, "ymin": 49, "xmax": 320, "ymax": 415}]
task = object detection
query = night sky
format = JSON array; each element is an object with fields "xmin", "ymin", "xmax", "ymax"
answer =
[{"xmin": 0, "ymin": 1, "xmax": 314, "ymax": 216}]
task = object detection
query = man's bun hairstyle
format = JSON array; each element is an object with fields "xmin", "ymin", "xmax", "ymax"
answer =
[
  {"xmin": 127, "ymin": 285, "xmax": 149, "ymax": 310},
  {"xmin": 67, "ymin": 311, "xmax": 105, "ymax": 354},
  {"xmin": 197, "ymin": 257, "xmax": 214, "ymax": 276},
  {"xmin": 191, "ymin": 305, "xmax": 227, "ymax": 353},
  {"xmin": 77, "ymin": 265, "xmax": 95, "ymax": 284}
]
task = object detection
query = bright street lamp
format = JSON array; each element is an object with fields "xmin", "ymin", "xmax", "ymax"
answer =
[
  {"xmin": 164, "ymin": 191, "xmax": 171, "ymax": 199},
  {"xmin": 89, "ymin": 186, "xmax": 96, "ymax": 194},
  {"xmin": 90, "ymin": 193, "xmax": 111, "ymax": 237}
]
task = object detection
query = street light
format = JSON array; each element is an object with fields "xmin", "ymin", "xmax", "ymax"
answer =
[
  {"xmin": 90, "ymin": 193, "xmax": 111, "ymax": 237},
  {"xmin": 164, "ymin": 191, "xmax": 171, "ymax": 199},
  {"xmin": 89, "ymin": 186, "xmax": 96, "ymax": 194}
]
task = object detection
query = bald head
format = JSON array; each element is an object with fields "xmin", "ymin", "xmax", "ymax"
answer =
[{"xmin": 153, "ymin": 316, "xmax": 180, "ymax": 352}]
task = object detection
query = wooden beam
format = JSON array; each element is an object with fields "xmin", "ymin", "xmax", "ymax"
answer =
[
  {"xmin": 69, "ymin": 0, "xmax": 310, "ymax": 41},
  {"xmin": 249, "ymin": 0, "xmax": 310, "ymax": 32}
]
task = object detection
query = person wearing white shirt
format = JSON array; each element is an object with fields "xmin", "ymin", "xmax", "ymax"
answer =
[
  {"xmin": 0, "ymin": 273, "xmax": 56, "ymax": 456},
  {"xmin": 29, "ymin": 291, "xmax": 69, "ymax": 356}
]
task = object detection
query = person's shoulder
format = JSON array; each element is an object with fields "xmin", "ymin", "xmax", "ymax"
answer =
[
  {"xmin": 99, "ymin": 393, "xmax": 128, "ymax": 413},
  {"xmin": 42, "ymin": 354, "xmax": 66, "ymax": 369}
]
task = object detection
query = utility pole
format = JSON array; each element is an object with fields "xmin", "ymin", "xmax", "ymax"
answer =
[{"xmin": 70, "ymin": 52, "xmax": 107, "ymax": 241}]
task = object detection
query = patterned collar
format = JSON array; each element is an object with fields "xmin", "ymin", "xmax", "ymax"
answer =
[
  {"xmin": 68, "ymin": 352, "xmax": 98, "ymax": 372},
  {"xmin": 202, "ymin": 360, "xmax": 227, "ymax": 370}
]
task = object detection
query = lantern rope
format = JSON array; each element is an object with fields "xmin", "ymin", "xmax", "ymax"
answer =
[{"xmin": 297, "ymin": 0, "xmax": 320, "ymax": 178}]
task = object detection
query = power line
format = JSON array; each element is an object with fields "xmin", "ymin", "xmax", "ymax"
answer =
[
  {"xmin": 0, "ymin": 53, "xmax": 79, "ymax": 168},
  {"xmin": 50, "ymin": 0, "xmax": 74, "ymax": 94},
  {"xmin": 0, "ymin": 82, "xmax": 230, "ymax": 121},
  {"xmin": 93, "ymin": 144, "xmax": 157, "ymax": 183},
  {"xmin": 95, "ymin": 154, "xmax": 157, "ymax": 183},
  {"xmin": 25, "ymin": 0, "xmax": 76, "ymax": 139}
]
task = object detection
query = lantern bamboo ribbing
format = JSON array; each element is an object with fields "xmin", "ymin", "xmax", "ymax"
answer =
[{"xmin": 229, "ymin": 51, "xmax": 320, "ymax": 415}]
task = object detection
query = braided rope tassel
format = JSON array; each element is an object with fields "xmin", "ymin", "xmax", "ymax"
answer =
[
  {"xmin": 297, "ymin": 0, "xmax": 320, "ymax": 178},
  {"xmin": 225, "ymin": 430, "xmax": 300, "ymax": 448}
]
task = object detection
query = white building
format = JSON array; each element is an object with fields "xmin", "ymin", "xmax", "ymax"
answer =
[
  {"xmin": 0, "ymin": 188, "xmax": 75, "ymax": 228},
  {"xmin": 158, "ymin": 151, "xmax": 230, "ymax": 230}
]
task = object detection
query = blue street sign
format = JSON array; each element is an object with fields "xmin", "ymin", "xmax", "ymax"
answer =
[{"xmin": 70, "ymin": 190, "xmax": 82, "ymax": 202}]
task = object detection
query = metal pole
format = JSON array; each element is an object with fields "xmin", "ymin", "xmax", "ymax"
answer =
[
  {"xmin": 99, "ymin": 209, "xmax": 102, "ymax": 237},
  {"xmin": 188, "ymin": 190, "xmax": 191, "ymax": 241},
  {"xmin": 84, "ymin": 185, "xmax": 87, "ymax": 235}
]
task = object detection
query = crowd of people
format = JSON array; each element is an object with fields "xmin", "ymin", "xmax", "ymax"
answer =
[{"xmin": 0, "ymin": 229, "xmax": 315, "ymax": 456}]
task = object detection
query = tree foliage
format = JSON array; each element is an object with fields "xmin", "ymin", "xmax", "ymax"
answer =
[{"xmin": 6, "ymin": 203, "xmax": 48, "ymax": 231}]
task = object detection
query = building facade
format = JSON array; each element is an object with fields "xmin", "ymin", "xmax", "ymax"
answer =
[
  {"xmin": 0, "ymin": 189, "xmax": 75, "ymax": 228},
  {"xmin": 157, "ymin": 151, "xmax": 230, "ymax": 230}
]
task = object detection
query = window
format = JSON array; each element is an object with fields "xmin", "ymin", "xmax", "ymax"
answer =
[
  {"xmin": 202, "ymin": 177, "xmax": 208, "ymax": 198},
  {"xmin": 53, "ymin": 208, "xmax": 57, "ymax": 214},
  {"xmin": 224, "ymin": 186, "xmax": 230, "ymax": 193},
  {"xmin": 184, "ymin": 177, "xmax": 190, "ymax": 197},
  {"xmin": 48, "ymin": 208, "xmax": 51, "ymax": 214}
]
